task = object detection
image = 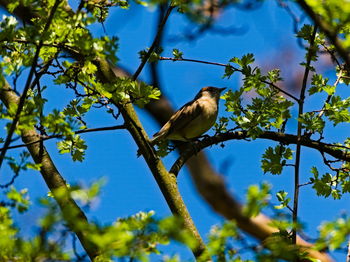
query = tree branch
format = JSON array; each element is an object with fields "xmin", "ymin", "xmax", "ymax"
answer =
[
  {"xmin": 118, "ymin": 102, "xmax": 207, "ymax": 257},
  {"xmin": 170, "ymin": 131, "xmax": 350, "ymax": 176},
  {"xmin": 0, "ymin": 1, "xmax": 335, "ymax": 260},
  {"xmin": 0, "ymin": 77, "xmax": 100, "ymax": 260},
  {"xmin": 0, "ymin": 125, "xmax": 126, "ymax": 151},
  {"xmin": 149, "ymin": 4, "xmax": 167, "ymax": 89},
  {"xmin": 292, "ymin": 25, "xmax": 317, "ymax": 244},
  {"xmin": 0, "ymin": 2, "xmax": 207, "ymax": 258},
  {"xmin": 0, "ymin": 0, "xmax": 61, "ymax": 171},
  {"xmin": 132, "ymin": 4, "xmax": 175, "ymax": 81},
  {"xmin": 110, "ymin": 64, "xmax": 335, "ymax": 262},
  {"xmin": 168, "ymin": 133, "xmax": 333, "ymax": 262}
]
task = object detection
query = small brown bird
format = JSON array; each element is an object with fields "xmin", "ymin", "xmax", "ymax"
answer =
[{"xmin": 151, "ymin": 86, "xmax": 226, "ymax": 144}]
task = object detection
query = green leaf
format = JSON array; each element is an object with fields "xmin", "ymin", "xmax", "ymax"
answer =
[
  {"xmin": 230, "ymin": 53, "xmax": 254, "ymax": 67},
  {"xmin": 308, "ymin": 74, "xmax": 329, "ymax": 95},
  {"xmin": 261, "ymin": 145, "xmax": 293, "ymax": 175},
  {"xmin": 139, "ymin": 47, "xmax": 163, "ymax": 63},
  {"xmin": 213, "ymin": 117, "xmax": 229, "ymax": 133},
  {"xmin": 57, "ymin": 135, "xmax": 87, "ymax": 162},
  {"xmin": 6, "ymin": 187, "xmax": 30, "ymax": 213},
  {"xmin": 241, "ymin": 53, "xmax": 255, "ymax": 66},
  {"xmin": 316, "ymin": 217, "xmax": 350, "ymax": 251},
  {"xmin": 296, "ymin": 24, "xmax": 314, "ymax": 40},
  {"xmin": 25, "ymin": 163, "xmax": 42, "ymax": 171},
  {"xmin": 222, "ymin": 65, "xmax": 235, "ymax": 79},
  {"xmin": 299, "ymin": 112, "xmax": 325, "ymax": 133},
  {"xmin": 324, "ymin": 96, "xmax": 350, "ymax": 125},
  {"xmin": 267, "ymin": 69, "xmax": 282, "ymax": 83},
  {"xmin": 172, "ymin": 48, "xmax": 183, "ymax": 59},
  {"xmin": 274, "ymin": 190, "xmax": 291, "ymax": 210},
  {"xmin": 310, "ymin": 167, "xmax": 341, "ymax": 199},
  {"xmin": 42, "ymin": 109, "xmax": 76, "ymax": 138},
  {"xmin": 243, "ymin": 183, "xmax": 271, "ymax": 217}
]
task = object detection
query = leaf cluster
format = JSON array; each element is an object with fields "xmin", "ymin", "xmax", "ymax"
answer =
[
  {"xmin": 261, "ymin": 145, "xmax": 293, "ymax": 175},
  {"xmin": 222, "ymin": 54, "xmax": 293, "ymax": 138}
]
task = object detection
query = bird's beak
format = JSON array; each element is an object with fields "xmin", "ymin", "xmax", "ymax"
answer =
[{"xmin": 219, "ymin": 87, "xmax": 227, "ymax": 93}]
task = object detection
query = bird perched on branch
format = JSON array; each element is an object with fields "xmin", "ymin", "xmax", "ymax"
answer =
[{"xmin": 151, "ymin": 86, "xmax": 226, "ymax": 144}]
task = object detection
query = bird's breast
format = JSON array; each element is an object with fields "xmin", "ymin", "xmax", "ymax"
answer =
[
  {"xmin": 197, "ymin": 96, "xmax": 218, "ymax": 118},
  {"xmin": 178, "ymin": 97, "xmax": 218, "ymax": 139}
]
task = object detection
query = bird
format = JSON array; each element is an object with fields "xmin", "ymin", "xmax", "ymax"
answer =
[{"xmin": 151, "ymin": 86, "xmax": 226, "ymax": 144}]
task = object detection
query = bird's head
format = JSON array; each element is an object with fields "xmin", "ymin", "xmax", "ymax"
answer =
[{"xmin": 195, "ymin": 86, "xmax": 227, "ymax": 100}]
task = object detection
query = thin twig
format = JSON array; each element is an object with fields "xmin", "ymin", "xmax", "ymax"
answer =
[
  {"xmin": 10, "ymin": 38, "xmax": 78, "ymax": 54},
  {"xmin": 132, "ymin": 4, "xmax": 175, "ymax": 81},
  {"xmin": 0, "ymin": 169, "xmax": 20, "ymax": 188},
  {"xmin": 0, "ymin": 124, "xmax": 126, "ymax": 152},
  {"xmin": 72, "ymin": 233, "xmax": 87, "ymax": 261},
  {"xmin": 286, "ymin": 205, "xmax": 294, "ymax": 213},
  {"xmin": 292, "ymin": 25, "xmax": 317, "ymax": 245},
  {"xmin": 159, "ymin": 56, "xmax": 300, "ymax": 102},
  {"xmin": 298, "ymin": 181, "xmax": 313, "ymax": 187},
  {"xmin": 347, "ymin": 238, "xmax": 350, "ymax": 262},
  {"xmin": 149, "ymin": 4, "xmax": 167, "ymax": 88},
  {"xmin": 320, "ymin": 42, "xmax": 342, "ymax": 69},
  {"xmin": 0, "ymin": 0, "xmax": 61, "ymax": 171},
  {"xmin": 317, "ymin": 70, "xmax": 342, "ymax": 118},
  {"xmin": 277, "ymin": 0, "xmax": 301, "ymax": 34}
]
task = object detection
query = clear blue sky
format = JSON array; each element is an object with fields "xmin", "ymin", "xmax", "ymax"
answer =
[{"xmin": 1, "ymin": 0, "xmax": 349, "ymax": 260}]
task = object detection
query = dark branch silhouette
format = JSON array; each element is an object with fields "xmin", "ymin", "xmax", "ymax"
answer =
[{"xmin": 170, "ymin": 130, "xmax": 350, "ymax": 176}]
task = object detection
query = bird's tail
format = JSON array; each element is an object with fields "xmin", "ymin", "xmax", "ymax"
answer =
[
  {"xmin": 150, "ymin": 133, "xmax": 161, "ymax": 145},
  {"xmin": 150, "ymin": 129, "xmax": 168, "ymax": 145}
]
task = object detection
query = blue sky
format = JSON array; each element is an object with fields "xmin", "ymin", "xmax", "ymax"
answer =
[{"xmin": 1, "ymin": 0, "xmax": 349, "ymax": 260}]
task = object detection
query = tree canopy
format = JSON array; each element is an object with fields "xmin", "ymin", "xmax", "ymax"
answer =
[{"xmin": 0, "ymin": 0, "xmax": 349, "ymax": 261}]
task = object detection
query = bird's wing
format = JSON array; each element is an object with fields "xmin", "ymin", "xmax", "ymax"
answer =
[{"xmin": 152, "ymin": 100, "xmax": 202, "ymax": 140}]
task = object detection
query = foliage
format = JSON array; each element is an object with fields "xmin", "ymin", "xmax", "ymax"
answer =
[
  {"xmin": 243, "ymin": 183, "xmax": 271, "ymax": 217},
  {"xmin": 261, "ymin": 145, "xmax": 293, "ymax": 175},
  {"xmin": 0, "ymin": 183, "xmax": 283, "ymax": 261},
  {"xmin": 222, "ymin": 53, "xmax": 293, "ymax": 138},
  {"xmin": 0, "ymin": 183, "xmax": 197, "ymax": 261},
  {"xmin": 0, "ymin": 0, "xmax": 350, "ymax": 261}
]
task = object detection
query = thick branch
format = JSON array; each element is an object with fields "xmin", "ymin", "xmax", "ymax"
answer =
[
  {"xmin": 0, "ymin": 78, "xmax": 100, "ymax": 260},
  {"xmin": 110, "ymin": 66, "xmax": 334, "ymax": 262},
  {"xmin": 0, "ymin": 1, "xmax": 207, "ymax": 258},
  {"xmin": 0, "ymin": 1, "xmax": 335, "ymax": 260},
  {"xmin": 169, "ymin": 132, "xmax": 334, "ymax": 262},
  {"xmin": 98, "ymin": 64, "xmax": 207, "ymax": 258}
]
